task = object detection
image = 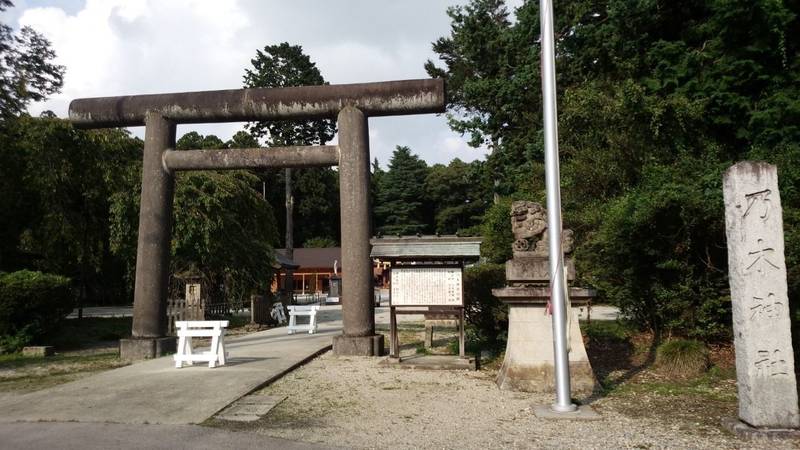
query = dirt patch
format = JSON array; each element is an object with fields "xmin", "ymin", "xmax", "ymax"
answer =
[
  {"xmin": 207, "ymin": 322, "xmax": 796, "ymax": 449},
  {"xmin": 207, "ymin": 353, "xmax": 773, "ymax": 449}
]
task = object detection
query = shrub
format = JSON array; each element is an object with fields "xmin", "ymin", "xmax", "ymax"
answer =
[
  {"xmin": 0, "ymin": 270, "xmax": 73, "ymax": 353},
  {"xmin": 579, "ymin": 159, "xmax": 732, "ymax": 341},
  {"xmin": 463, "ymin": 263, "xmax": 507, "ymax": 350},
  {"xmin": 655, "ymin": 339, "xmax": 709, "ymax": 378},
  {"xmin": 479, "ymin": 199, "xmax": 513, "ymax": 263}
]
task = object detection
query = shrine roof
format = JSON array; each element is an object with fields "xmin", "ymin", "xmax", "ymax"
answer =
[{"xmin": 370, "ymin": 235, "xmax": 482, "ymax": 261}]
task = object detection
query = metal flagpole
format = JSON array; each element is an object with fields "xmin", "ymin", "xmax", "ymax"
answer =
[{"xmin": 539, "ymin": 0, "xmax": 577, "ymax": 413}]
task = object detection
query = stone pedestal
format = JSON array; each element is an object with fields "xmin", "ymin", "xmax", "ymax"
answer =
[
  {"xmin": 493, "ymin": 287, "xmax": 598, "ymax": 393},
  {"xmin": 119, "ymin": 337, "xmax": 176, "ymax": 361},
  {"xmin": 332, "ymin": 334, "xmax": 384, "ymax": 356},
  {"xmin": 506, "ymin": 254, "xmax": 575, "ymax": 283}
]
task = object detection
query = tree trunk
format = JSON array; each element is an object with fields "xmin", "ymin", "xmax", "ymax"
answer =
[{"xmin": 284, "ymin": 168, "xmax": 294, "ymax": 294}]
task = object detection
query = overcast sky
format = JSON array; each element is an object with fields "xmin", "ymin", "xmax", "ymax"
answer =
[{"xmin": 2, "ymin": 0, "xmax": 524, "ymax": 167}]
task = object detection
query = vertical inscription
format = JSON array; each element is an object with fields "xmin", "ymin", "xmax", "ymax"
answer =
[
  {"xmin": 723, "ymin": 161, "xmax": 799, "ymax": 428},
  {"xmin": 391, "ymin": 267, "xmax": 463, "ymax": 306}
]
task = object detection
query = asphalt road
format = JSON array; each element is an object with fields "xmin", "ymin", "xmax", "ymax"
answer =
[{"xmin": 0, "ymin": 422, "xmax": 339, "ymax": 450}]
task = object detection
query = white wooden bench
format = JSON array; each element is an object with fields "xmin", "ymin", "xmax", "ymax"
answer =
[
  {"xmin": 287, "ymin": 305, "xmax": 320, "ymax": 334},
  {"xmin": 173, "ymin": 320, "xmax": 229, "ymax": 368}
]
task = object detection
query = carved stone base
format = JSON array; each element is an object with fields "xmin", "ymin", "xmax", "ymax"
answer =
[
  {"xmin": 493, "ymin": 301, "xmax": 598, "ymax": 394},
  {"xmin": 119, "ymin": 337, "xmax": 176, "ymax": 361},
  {"xmin": 332, "ymin": 334, "xmax": 384, "ymax": 356},
  {"xmin": 722, "ymin": 417, "xmax": 800, "ymax": 441}
]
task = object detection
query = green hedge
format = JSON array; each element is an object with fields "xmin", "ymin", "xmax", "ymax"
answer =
[
  {"xmin": 463, "ymin": 263, "xmax": 507, "ymax": 350},
  {"xmin": 0, "ymin": 270, "xmax": 73, "ymax": 353}
]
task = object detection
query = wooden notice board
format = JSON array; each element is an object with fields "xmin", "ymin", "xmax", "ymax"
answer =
[
  {"xmin": 390, "ymin": 266, "xmax": 463, "ymax": 307},
  {"xmin": 388, "ymin": 264, "xmax": 466, "ymax": 359}
]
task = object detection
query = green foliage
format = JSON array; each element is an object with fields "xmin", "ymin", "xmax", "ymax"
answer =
[
  {"xmin": 0, "ymin": 1, "xmax": 64, "ymax": 120},
  {"xmin": 431, "ymin": 0, "xmax": 800, "ymax": 341},
  {"xmin": 375, "ymin": 146, "xmax": 431, "ymax": 235},
  {"xmin": 43, "ymin": 317, "xmax": 131, "ymax": 350},
  {"xmin": 303, "ymin": 236, "xmax": 337, "ymax": 248},
  {"xmin": 172, "ymin": 171, "xmax": 278, "ymax": 302},
  {"xmin": 176, "ymin": 131, "xmax": 225, "ymax": 150},
  {"xmin": 582, "ymin": 320, "xmax": 633, "ymax": 345},
  {"xmin": 243, "ymin": 42, "xmax": 340, "ymax": 245},
  {"xmin": 463, "ymin": 263, "xmax": 507, "ymax": 349},
  {"xmin": 425, "ymin": 158, "xmax": 492, "ymax": 234},
  {"xmin": 580, "ymin": 159, "xmax": 732, "ymax": 340},
  {"xmin": 109, "ymin": 148, "xmax": 279, "ymax": 305},
  {"xmin": 0, "ymin": 270, "xmax": 73, "ymax": 352},
  {"xmin": 655, "ymin": 339, "xmax": 709, "ymax": 378},
  {"xmin": 1, "ymin": 116, "xmax": 140, "ymax": 304},
  {"xmin": 479, "ymin": 199, "xmax": 513, "ymax": 263},
  {"xmin": 243, "ymin": 42, "xmax": 335, "ymax": 146}
]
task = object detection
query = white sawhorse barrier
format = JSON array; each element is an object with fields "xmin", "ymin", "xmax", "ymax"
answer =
[
  {"xmin": 287, "ymin": 305, "xmax": 320, "ymax": 334},
  {"xmin": 173, "ymin": 320, "xmax": 229, "ymax": 368}
]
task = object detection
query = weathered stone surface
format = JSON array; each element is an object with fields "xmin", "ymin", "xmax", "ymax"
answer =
[
  {"xmin": 722, "ymin": 417, "xmax": 800, "ymax": 441},
  {"xmin": 506, "ymin": 256, "xmax": 575, "ymax": 283},
  {"xmin": 215, "ymin": 395, "xmax": 286, "ymax": 422},
  {"xmin": 510, "ymin": 201, "xmax": 574, "ymax": 256},
  {"xmin": 494, "ymin": 305, "xmax": 598, "ymax": 394},
  {"xmin": 119, "ymin": 337, "xmax": 176, "ymax": 361},
  {"xmin": 22, "ymin": 346, "xmax": 54, "ymax": 357},
  {"xmin": 723, "ymin": 161, "xmax": 799, "ymax": 429},
  {"xmin": 332, "ymin": 334, "xmax": 384, "ymax": 356},
  {"xmin": 379, "ymin": 355, "xmax": 477, "ymax": 370}
]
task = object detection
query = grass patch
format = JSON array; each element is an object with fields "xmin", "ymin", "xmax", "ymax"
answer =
[
  {"xmin": 414, "ymin": 344, "xmax": 430, "ymax": 355},
  {"xmin": 655, "ymin": 339, "xmax": 709, "ymax": 378},
  {"xmin": 42, "ymin": 317, "xmax": 131, "ymax": 350},
  {"xmin": 0, "ymin": 352, "xmax": 127, "ymax": 393},
  {"xmin": 581, "ymin": 320, "xmax": 634, "ymax": 343},
  {"xmin": 608, "ymin": 365, "xmax": 736, "ymax": 402}
]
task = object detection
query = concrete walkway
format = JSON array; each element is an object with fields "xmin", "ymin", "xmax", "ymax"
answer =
[{"xmin": 0, "ymin": 312, "xmax": 342, "ymax": 425}]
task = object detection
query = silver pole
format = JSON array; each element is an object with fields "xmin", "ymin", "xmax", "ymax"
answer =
[{"xmin": 539, "ymin": 0, "xmax": 576, "ymax": 413}]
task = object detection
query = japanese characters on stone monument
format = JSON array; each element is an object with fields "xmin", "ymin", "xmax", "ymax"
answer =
[{"xmin": 723, "ymin": 161, "xmax": 799, "ymax": 429}]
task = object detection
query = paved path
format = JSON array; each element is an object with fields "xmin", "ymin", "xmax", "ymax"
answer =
[
  {"xmin": 68, "ymin": 306, "xmax": 134, "ymax": 318},
  {"xmin": 0, "ymin": 314, "xmax": 342, "ymax": 425},
  {"xmin": 0, "ymin": 422, "xmax": 338, "ymax": 450}
]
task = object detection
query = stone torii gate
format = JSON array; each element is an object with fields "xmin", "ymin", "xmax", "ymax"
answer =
[{"xmin": 69, "ymin": 79, "xmax": 445, "ymax": 360}]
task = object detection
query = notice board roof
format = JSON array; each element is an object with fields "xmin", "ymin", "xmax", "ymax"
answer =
[{"xmin": 370, "ymin": 236, "xmax": 482, "ymax": 261}]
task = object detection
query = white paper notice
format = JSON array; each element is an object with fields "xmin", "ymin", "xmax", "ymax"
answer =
[{"xmin": 390, "ymin": 267, "xmax": 463, "ymax": 306}]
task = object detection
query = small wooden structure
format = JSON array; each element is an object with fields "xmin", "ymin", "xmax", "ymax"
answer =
[
  {"xmin": 173, "ymin": 320, "xmax": 229, "ymax": 368},
  {"xmin": 287, "ymin": 305, "xmax": 320, "ymax": 334},
  {"xmin": 371, "ymin": 236, "xmax": 481, "ymax": 362}
]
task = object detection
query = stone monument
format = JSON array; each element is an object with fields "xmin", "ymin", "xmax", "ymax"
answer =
[
  {"xmin": 492, "ymin": 201, "xmax": 598, "ymax": 393},
  {"xmin": 722, "ymin": 161, "xmax": 799, "ymax": 436}
]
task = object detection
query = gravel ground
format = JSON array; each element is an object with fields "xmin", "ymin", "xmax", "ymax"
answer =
[{"xmin": 211, "ymin": 352, "xmax": 795, "ymax": 450}]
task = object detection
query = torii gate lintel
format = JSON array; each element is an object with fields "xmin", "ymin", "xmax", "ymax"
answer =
[{"xmin": 69, "ymin": 79, "xmax": 445, "ymax": 360}]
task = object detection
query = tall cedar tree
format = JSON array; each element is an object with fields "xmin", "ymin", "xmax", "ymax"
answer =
[
  {"xmin": 375, "ymin": 146, "xmax": 431, "ymax": 236},
  {"xmin": 243, "ymin": 43, "xmax": 339, "ymax": 247}
]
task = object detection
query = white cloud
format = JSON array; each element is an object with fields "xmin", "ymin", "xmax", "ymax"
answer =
[{"xmin": 13, "ymin": 0, "xmax": 488, "ymax": 167}]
